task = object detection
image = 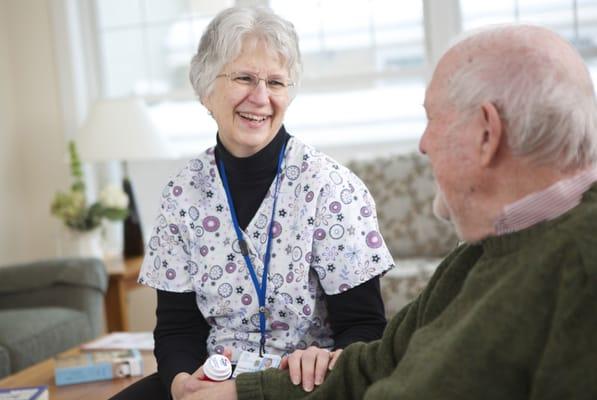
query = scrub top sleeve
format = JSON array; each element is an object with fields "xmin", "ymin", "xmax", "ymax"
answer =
[
  {"xmin": 138, "ymin": 175, "xmax": 196, "ymax": 293},
  {"xmin": 311, "ymin": 170, "xmax": 395, "ymax": 295}
]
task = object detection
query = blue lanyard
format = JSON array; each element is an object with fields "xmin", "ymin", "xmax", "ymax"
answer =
[{"xmin": 217, "ymin": 143, "xmax": 286, "ymax": 356}]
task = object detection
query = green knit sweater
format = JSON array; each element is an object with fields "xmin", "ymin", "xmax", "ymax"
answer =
[{"xmin": 236, "ymin": 185, "xmax": 597, "ymax": 400}]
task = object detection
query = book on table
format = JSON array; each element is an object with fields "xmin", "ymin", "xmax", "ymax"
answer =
[
  {"xmin": 0, "ymin": 385, "xmax": 48, "ymax": 400},
  {"xmin": 80, "ymin": 331, "xmax": 153, "ymax": 351},
  {"xmin": 54, "ymin": 349, "xmax": 143, "ymax": 386}
]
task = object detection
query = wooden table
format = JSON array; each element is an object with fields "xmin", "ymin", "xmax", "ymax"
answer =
[
  {"xmin": 0, "ymin": 346, "xmax": 156, "ymax": 399},
  {"xmin": 104, "ymin": 256, "xmax": 144, "ymax": 332}
]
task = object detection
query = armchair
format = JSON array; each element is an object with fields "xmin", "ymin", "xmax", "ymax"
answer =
[
  {"xmin": 0, "ymin": 257, "xmax": 108, "ymax": 378},
  {"xmin": 348, "ymin": 152, "xmax": 459, "ymax": 317}
]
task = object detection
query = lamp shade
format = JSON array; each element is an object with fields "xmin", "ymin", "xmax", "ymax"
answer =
[{"xmin": 76, "ymin": 98, "xmax": 175, "ymax": 162}]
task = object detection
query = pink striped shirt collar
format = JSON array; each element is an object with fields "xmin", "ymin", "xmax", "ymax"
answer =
[{"xmin": 494, "ymin": 167, "xmax": 597, "ymax": 235}]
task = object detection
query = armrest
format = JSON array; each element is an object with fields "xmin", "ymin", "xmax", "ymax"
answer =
[
  {"xmin": 0, "ymin": 258, "xmax": 109, "ymax": 337},
  {"xmin": 0, "ymin": 257, "xmax": 108, "ymax": 294}
]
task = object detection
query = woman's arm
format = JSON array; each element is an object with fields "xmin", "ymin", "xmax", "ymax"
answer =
[
  {"xmin": 325, "ymin": 276, "xmax": 386, "ymax": 349},
  {"xmin": 154, "ymin": 290, "xmax": 211, "ymax": 392}
]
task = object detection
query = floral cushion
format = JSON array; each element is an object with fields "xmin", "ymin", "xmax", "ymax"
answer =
[
  {"xmin": 348, "ymin": 152, "xmax": 459, "ymax": 316},
  {"xmin": 379, "ymin": 258, "xmax": 441, "ymax": 317},
  {"xmin": 348, "ymin": 152, "xmax": 458, "ymax": 258}
]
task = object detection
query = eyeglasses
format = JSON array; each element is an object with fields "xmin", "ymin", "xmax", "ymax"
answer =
[{"xmin": 215, "ymin": 71, "xmax": 295, "ymax": 95}]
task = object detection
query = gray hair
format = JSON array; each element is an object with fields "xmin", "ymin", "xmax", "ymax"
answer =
[
  {"xmin": 446, "ymin": 24, "xmax": 597, "ymax": 170},
  {"xmin": 189, "ymin": 6, "xmax": 302, "ymax": 101}
]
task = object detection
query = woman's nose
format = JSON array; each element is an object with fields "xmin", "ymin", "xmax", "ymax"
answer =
[{"xmin": 247, "ymin": 80, "xmax": 270, "ymax": 104}]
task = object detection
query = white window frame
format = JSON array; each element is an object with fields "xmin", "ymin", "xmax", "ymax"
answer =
[{"xmin": 49, "ymin": 0, "xmax": 471, "ymax": 162}]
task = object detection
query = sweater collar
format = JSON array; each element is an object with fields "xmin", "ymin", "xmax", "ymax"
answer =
[{"xmin": 480, "ymin": 183, "xmax": 597, "ymax": 257}]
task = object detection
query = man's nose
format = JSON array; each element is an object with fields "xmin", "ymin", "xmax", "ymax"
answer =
[{"xmin": 419, "ymin": 130, "xmax": 428, "ymax": 155}]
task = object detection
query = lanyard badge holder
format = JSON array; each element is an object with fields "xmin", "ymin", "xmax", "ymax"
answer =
[{"xmin": 218, "ymin": 143, "xmax": 287, "ymax": 358}]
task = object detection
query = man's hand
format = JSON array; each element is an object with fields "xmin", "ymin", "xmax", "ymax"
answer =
[{"xmin": 280, "ymin": 346, "xmax": 343, "ymax": 392}]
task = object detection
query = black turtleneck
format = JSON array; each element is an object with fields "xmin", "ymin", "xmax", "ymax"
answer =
[
  {"xmin": 214, "ymin": 125, "xmax": 290, "ymax": 230},
  {"xmin": 152, "ymin": 126, "xmax": 386, "ymax": 395}
]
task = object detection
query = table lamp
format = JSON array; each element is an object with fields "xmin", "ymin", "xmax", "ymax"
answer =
[{"xmin": 76, "ymin": 98, "xmax": 175, "ymax": 258}]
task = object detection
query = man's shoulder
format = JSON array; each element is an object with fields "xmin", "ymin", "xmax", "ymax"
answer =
[
  {"xmin": 422, "ymin": 243, "xmax": 481, "ymax": 293},
  {"xmin": 566, "ymin": 218, "xmax": 597, "ymax": 277},
  {"xmin": 551, "ymin": 196, "xmax": 597, "ymax": 276}
]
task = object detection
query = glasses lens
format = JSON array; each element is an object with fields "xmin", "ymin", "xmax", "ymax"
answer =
[
  {"xmin": 231, "ymin": 72, "xmax": 258, "ymax": 86},
  {"xmin": 266, "ymin": 78, "xmax": 287, "ymax": 94}
]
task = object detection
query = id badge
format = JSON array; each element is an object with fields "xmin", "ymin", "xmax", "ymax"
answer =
[{"xmin": 231, "ymin": 351, "xmax": 281, "ymax": 378}]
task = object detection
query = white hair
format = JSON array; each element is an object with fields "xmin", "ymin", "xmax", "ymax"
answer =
[
  {"xmin": 189, "ymin": 6, "xmax": 302, "ymax": 101},
  {"xmin": 446, "ymin": 24, "xmax": 597, "ymax": 170}
]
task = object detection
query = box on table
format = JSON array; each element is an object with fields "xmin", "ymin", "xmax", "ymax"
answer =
[{"xmin": 54, "ymin": 349, "xmax": 143, "ymax": 386}]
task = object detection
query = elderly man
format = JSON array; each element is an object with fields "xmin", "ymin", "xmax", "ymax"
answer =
[{"xmin": 180, "ymin": 24, "xmax": 597, "ymax": 400}]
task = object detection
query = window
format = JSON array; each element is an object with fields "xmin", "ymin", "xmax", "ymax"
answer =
[
  {"xmin": 270, "ymin": 0, "xmax": 426, "ymax": 149},
  {"xmin": 94, "ymin": 0, "xmax": 232, "ymax": 154},
  {"xmin": 92, "ymin": 1, "xmax": 597, "ymax": 156},
  {"xmin": 96, "ymin": 0, "xmax": 233, "ymax": 98},
  {"xmin": 460, "ymin": 0, "xmax": 597, "ymax": 80},
  {"xmin": 93, "ymin": 0, "xmax": 427, "ymax": 155}
]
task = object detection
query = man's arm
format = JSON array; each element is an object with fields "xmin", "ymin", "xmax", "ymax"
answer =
[
  {"xmin": 279, "ymin": 276, "xmax": 386, "ymax": 392},
  {"xmin": 233, "ymin": 244, "xmax": 471, "ymax": 400},
  {"xmin": 235, "ymin": 297, "xmax": 420, "ymax": 400}
]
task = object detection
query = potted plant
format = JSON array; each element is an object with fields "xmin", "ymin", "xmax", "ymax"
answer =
[{"xmin": 51, "ymin": 141, "xmax": 129, "ymax": 257}]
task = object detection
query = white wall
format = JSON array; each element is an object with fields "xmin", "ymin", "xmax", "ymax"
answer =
[
  {"xmin": 0, "ymin": 0, "xmax": 69, "ymax": 265},
  {"xmin": 0, "ymin": 1, "xmax": 26, "ymax": 264}
]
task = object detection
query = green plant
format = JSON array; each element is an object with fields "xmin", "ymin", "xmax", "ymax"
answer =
[{"xmin": 51, "ymin": 141, "xmax": 129, "ymax": 231}]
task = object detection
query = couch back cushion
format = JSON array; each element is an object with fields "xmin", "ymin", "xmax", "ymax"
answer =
[{"xmin": 348, "ymin": 152, "xmax": 458, "ymax": 258}]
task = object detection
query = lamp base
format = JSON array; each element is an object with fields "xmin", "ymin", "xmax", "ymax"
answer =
[{"xmin": 123, "ymin": 177, "xmax": 144, "ymax": 258}]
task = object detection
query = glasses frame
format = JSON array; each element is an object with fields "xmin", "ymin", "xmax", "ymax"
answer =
[{"xmin": 215, "ymin": 71, "xmax": 295, "ymax": 96}]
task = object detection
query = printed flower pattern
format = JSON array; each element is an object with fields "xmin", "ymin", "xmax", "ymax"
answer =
[{"xmin": 139, "ymin": 137, "xmax": 394, "ymax": 362}]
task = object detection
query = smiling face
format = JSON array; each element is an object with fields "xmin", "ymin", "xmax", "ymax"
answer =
[{"xmin": 202, "ymin": 37, "xmax": 291, "ymax": 157}]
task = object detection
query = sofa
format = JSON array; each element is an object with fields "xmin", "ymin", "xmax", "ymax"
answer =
[
  {"xmin": 0, "ymin": 257, "xmax": 108, "ymax": 378},
  {"xmin": 348, "ymin": 152, "xmax": 459, "ymax": 317}
]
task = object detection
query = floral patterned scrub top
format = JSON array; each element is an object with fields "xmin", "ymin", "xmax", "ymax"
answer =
[{"xmin": 138, "ymin": 137, "xmax": 395, "ymax": 362}]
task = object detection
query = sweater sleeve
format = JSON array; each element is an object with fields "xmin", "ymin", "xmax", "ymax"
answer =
[
  {"xmin": 235, "ymin": 296, "xmax": 421, "ymax": 400},
  {"xmin": 234, "ymin": 244, "xmax": 469, "ymax": 400},
  {"xmin": 154, "ymin": 290, "xmax": 211, "ymax": 393},
  {"xmin": 325, "ymin": 276, "xmax": 386, "ymax": 349}
]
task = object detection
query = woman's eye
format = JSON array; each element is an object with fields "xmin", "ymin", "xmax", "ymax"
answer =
[
  {"xmin": 235, "ymin": 75, "xmax": 255, "ymax": 84},
  {"xmin": 268, "ymin": 80, "xmax": 285, "ymax": 87}
]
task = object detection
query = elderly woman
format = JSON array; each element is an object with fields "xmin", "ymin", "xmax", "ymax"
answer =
[{"xmin": 111, "ymin": 6, "xmax": 393, "ymax": 400}]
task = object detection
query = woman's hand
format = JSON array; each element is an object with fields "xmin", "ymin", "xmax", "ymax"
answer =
[
  {"xmin": 171, "ymin": 370, "xmax": 237, "ymax": 400},
  {"xmin": 280, "ymin": 346, "xmax": 343, "ymax": 392},
  {"xmin": 171, "ymin": 348, "xmax": 233, "ymax": 400},
  {"xmin": 171, "ymin": 370, "xmax": 202, "ymax": 400}
]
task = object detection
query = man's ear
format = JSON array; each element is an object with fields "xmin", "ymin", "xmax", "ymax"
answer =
[{"xmin": 479, "ymin": 102, "xmax": 503, "ymax": 167}]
